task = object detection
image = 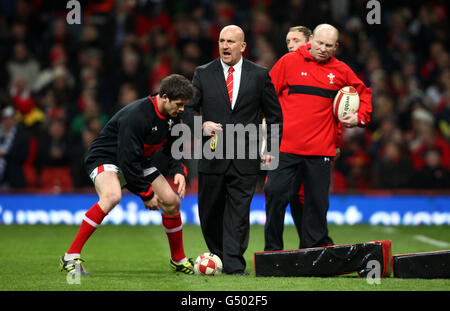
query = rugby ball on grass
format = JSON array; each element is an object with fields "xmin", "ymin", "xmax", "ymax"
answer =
[
  {"xmin": 194, "ymin": 253, "xmax": 223, "ymax": 276},
  {"xmin": 333, "ymin": 86, "xmax": 359, "ymax": 119}
]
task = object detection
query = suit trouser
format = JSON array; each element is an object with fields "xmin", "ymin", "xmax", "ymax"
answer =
[
  {"xmin": 198, "ymin": 162, "xmax": 257, "ymax": 273},
  {"xmin": 264, "ymin": 152, "xmax": 334, "ymax": 250}
]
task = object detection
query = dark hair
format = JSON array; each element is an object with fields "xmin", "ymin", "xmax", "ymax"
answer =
[
  {"xmin": 288, "ymin": 26, "xmax": 312, "ymax": 39},
  {"xmin": 159, "ymin": 74, "xmax": 195, "ymax": 101}
]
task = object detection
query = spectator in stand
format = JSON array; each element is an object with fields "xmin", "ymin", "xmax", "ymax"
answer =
[
  {"xmin": 369, "ymin": 94, "xmax": 395, "ymax": 133},
  {"xmin": 51, "ymin": 66, "xmax": 77, "ymax": 122},
  {"xmin": 369, "ymin": 116, "xmax": 400, "ymax": 161},
  {"xmin": 6, "ymin": 20, "xmax": 32, "ymax": 50},
  {"xmin": 68, "ymin": 118, "xmax": 101, "ymax": 189},
  {"xmin": 39, "ymin": 17, "xmax": 76, "ymax": 71},
  {"xmin": 0, "ymin": 106, "xmax": 29, "ymax": 189},
  {"xmin": 176, "ymin": 20, "xmax": 213, "ymax": 65},
  {"xmin": 433, "ymin": 68, "xmax": 450, "ymax": 141},
  {"xmin": 76, "ymin": 56, "xmax": 114, "ymax": 117},
  {"xmin": 70, "ymin": 89, "xmax": 108, "ymax": 135},
  {"xmin": 32, "ymin": 44, "xmax": 77, "ymax": 123},
  {"xmin": 115, "ymin": 83, "xmax": 139, "ymax": 113},
  {"xmin": 36, "ymin": 118, "xmax": 70, "ymax": 170},
  {"xmin": 410, "ymin": 121, "xmax": 450, "ymax": 171},
  {"xmin": 147, "ymin": 28, "xmax": 178, "ymax": 93},
  {"xmin": 413, "ymin": 147, "xmax": 450, "ymax": 189},
  {"xmin": 6, "ymin": 41, "xmax": 40, "ymax": 91},
  {"xmin": 33, "ymin": 44, "xmax": 75, "ymax": 94},
  {"xmin": 36, "ymin": 88, "xmax": 66, "ymax": 127},
  {"xmin": 407, "ymin": 108, "xmax": 436, "ymax": 152},
  {"xmin": 103, "ymin": 0, "xmax": 138, "ymax": 48},
  {"xmin": 372, "ymin": 139, "xmax": 415, "ymax": 189},
  {"xmin": 338, "ymin": 130, "xmax": 372, "ymax": 190},
  {"xmin": 110, "ymin": 44, "xmax": 149, "ymax": 98},
  {"xmin": 248, "ymin": 10, "xmax": 283, "ymax": 59},
  {"xmin": 10, "ymin": 76, "xmax": 45, "ymax": 132}
]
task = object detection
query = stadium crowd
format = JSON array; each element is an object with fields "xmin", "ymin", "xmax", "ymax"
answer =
[{"xmin": 0, "ymin": 0, "xmax": 449, "ymax": 192}]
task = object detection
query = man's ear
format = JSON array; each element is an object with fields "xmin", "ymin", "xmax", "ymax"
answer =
[{"xmin": 241, "ymin": 41, "xmax": 247, "ymax": 53}]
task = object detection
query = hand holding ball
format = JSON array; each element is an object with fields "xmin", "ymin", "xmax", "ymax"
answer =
[{"xmin": 333, "ymin": 86, "xmax": 360, "ymax": 126}]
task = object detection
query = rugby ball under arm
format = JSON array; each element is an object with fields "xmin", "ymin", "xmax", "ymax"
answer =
[{"xmin": 333, "ymin": 86, "xmax": 360, "ymax": 119}]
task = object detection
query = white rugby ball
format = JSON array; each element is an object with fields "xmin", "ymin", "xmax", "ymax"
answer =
[
  {"xmin": 194, "ymin": 253, "xmax": 223, "ymax": 276},
  {"xmin": 333, "ymin": 86, "xmax": 360, "ymax": 119}
]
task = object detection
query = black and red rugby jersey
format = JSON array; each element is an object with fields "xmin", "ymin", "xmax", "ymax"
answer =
[{"xmin": 85, "ymin": 96, "xmax": 187, "ymax": 198}]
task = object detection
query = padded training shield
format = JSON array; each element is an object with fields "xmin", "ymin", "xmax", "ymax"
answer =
[
  {"xmin": 392, "ymin": 250, "xmax": 450, "ymax": 279},
  {"xmin": 254, "ymin": 240, "xmax": 391, "ymax": 277}
]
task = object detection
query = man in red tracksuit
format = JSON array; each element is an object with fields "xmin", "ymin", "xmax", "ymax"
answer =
[{"xmin": 264, "ymin": 24, "xmax": 372, "ymax": 250}]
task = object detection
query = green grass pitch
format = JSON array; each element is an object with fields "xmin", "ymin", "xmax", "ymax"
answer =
[{"xmin": 0, "ymin": 224, "xmax": 449, "ymax": 291}]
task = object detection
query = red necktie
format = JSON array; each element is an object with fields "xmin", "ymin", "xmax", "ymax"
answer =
[{"xmin": 226, "ymin": 66, "xmax": 234, "ymax": 107}]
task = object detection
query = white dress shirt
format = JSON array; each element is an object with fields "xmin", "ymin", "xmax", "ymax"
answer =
[{"xmin": 220, "ymin": 57, "xmax": 243, "ymax": 109}]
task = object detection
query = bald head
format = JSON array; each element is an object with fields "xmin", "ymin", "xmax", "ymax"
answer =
[
  {"xmin": 313, "ymin": 24, "xmax": 339, "ymax": 43},
  {"xmin": 220, "ymin": 25, "xmax": 245, "ymax": 41},
  {"xmin": 309, "ymin": 24, "xmax": 339, "ymax": 62},
  {"xmin": 219, "ymin": 25, "xmax": 247, "ymax": 66}
]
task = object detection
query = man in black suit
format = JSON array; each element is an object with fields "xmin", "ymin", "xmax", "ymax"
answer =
[{"xmin": 183, "ymin": 25, "xmax": 282, "ymax": 275}]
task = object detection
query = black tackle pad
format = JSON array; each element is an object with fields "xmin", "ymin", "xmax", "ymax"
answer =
[
  {"xmin": 392, "ymin": 250, "xmax": 450, "ymax": 279},
  {"xmin": 254, "ymin": 240, "xmax": 392, "ymax": 277}
]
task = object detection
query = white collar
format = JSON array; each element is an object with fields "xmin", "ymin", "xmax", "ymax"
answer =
[{"xmin": 220, "ymin": 57, "xmax": 243, "ymax": 72}]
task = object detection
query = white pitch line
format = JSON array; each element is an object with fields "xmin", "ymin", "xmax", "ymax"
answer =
[{"xmin": 413, "ymin": 235, "xmax": 450, "ymax": 248}]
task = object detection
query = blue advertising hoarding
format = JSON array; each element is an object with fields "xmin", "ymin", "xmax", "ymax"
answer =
[{"xmin": 0, "ymin": 194, "xmax": 449, "ymax": 225}]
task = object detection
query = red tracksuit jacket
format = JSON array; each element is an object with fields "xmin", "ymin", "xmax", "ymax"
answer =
[{"xmin": 270, "ymin": 44, "xmax": 372, "ymax": 156}]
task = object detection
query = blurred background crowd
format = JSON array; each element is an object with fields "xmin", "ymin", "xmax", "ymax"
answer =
[{"xmin": 0, "ymin": 0, "xmax": 449, "ymax": 193}]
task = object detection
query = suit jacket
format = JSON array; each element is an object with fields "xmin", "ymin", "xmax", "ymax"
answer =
[{"xmin": 183, "ymin": 58, "xmax": 283, "ymax": 175}]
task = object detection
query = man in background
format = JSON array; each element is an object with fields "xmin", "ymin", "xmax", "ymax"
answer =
[
  {"xmin": 286, "ymin": 26, "xmax": 312, "ymax": 52},
  {"xmin": 265, "ymin": 24, "xmax": 372, "ymax": 250}
]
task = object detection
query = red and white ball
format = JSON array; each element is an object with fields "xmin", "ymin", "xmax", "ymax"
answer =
[
  {"xmin": 333, "ymin": 86, "xmax": 360, "ymax": 119},
  {"xmin": 194, "ymin": 253, "xmax": 222, "ymax": 276}
]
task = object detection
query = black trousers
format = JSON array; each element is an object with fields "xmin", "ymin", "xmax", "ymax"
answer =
[
  {"xmin": 264, "ymin": 152, "xmax": 334, "ymax": 250},
  {"xmin": 198, "ymin": 162, "xmax": 257, "ymax": 274},
  {"xmin": 288, "ymin": 166, "xmax": 305, "ymax": 248}
]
